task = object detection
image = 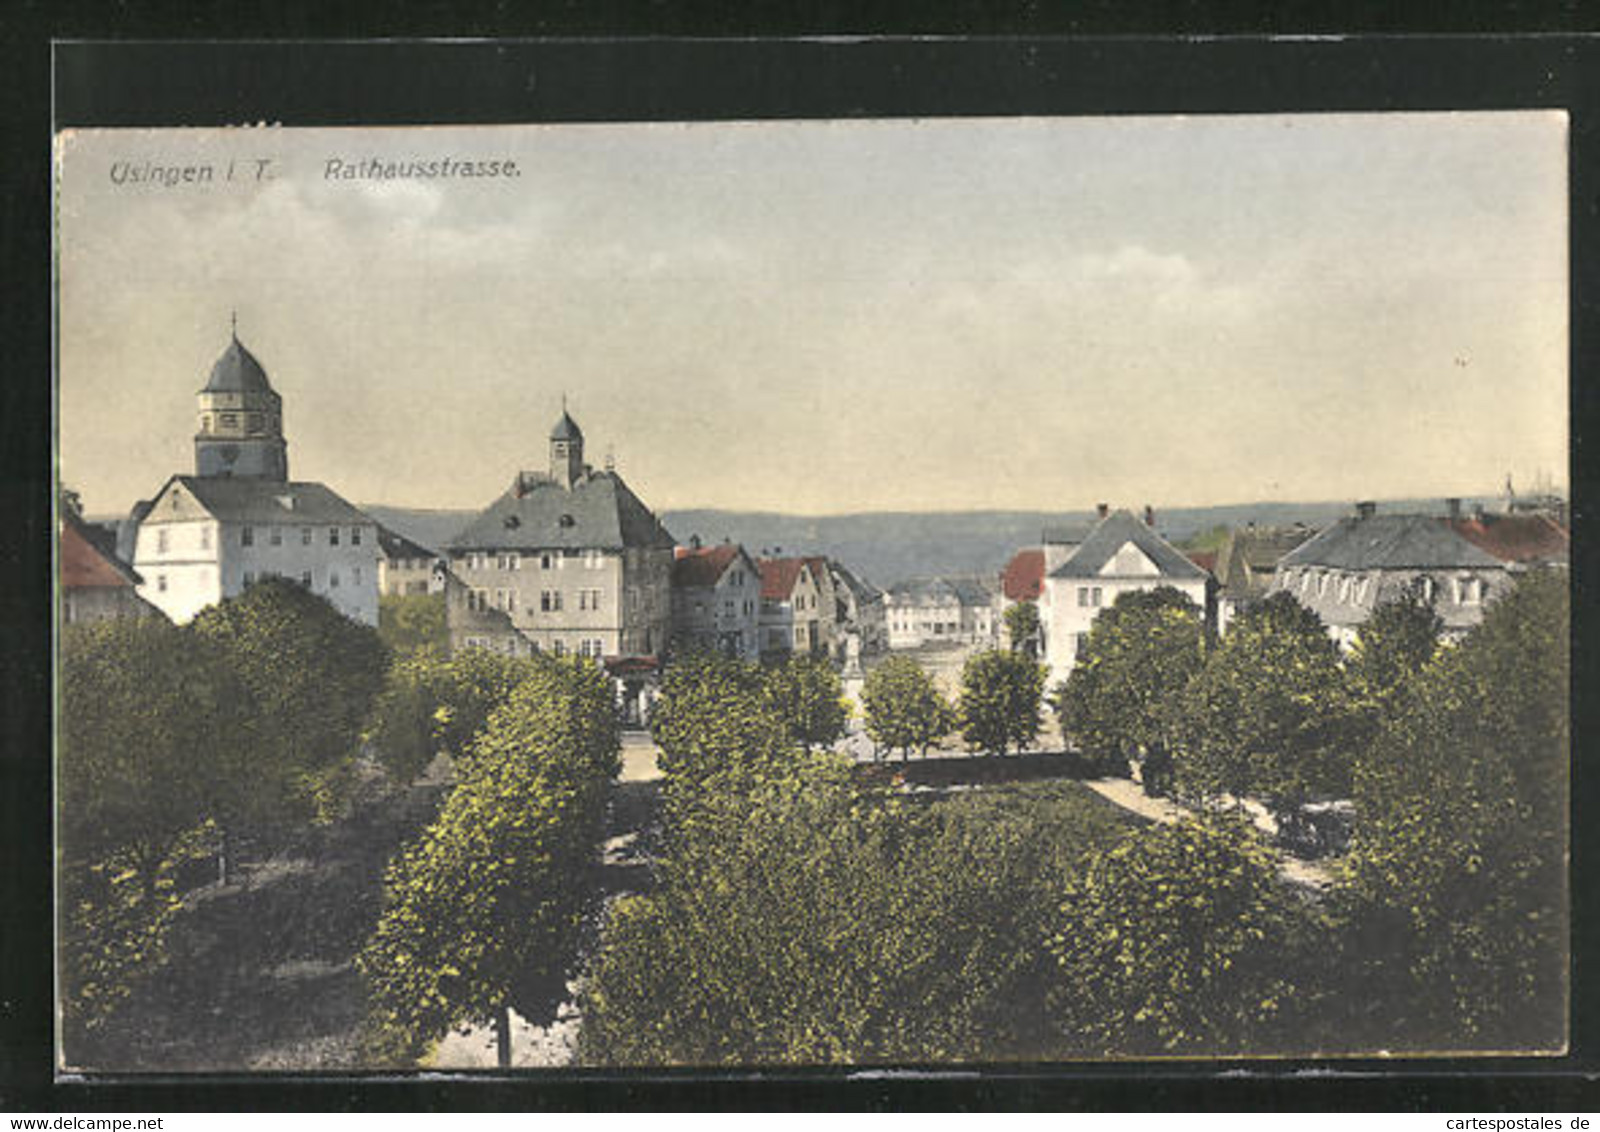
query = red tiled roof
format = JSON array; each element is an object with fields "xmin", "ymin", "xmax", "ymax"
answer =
[
  {"xmin": 1001, "ymin": 548, "xmax": 1045, "ymax": 602},
  {"xmin": 1186, "ymin": 549, "xmax": 1219, "ymax": 575},
  {"xmin": 671, "ymin": 543, "xmax": 742, "ymax": 587},
  {"xmin": 1448, "ymin": 514, "xmax": 1569, "ymax": 565},
  {"xmin": 759, "ymin": 556, "xmax": 808, "ymax": 601},
  {"xmin": 60, "ymin": 517, "xmax": 139, "ymax": 590}
]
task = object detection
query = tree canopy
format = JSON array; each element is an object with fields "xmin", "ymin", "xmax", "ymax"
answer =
[
  {"xmin": 1052, "ymin": 586, "xmax": 1205, "ymax": 783},
  {"xmin": 359, "ymin": 657, "xmax": 620, "ymax": 1067},
  {"xmin": 956, "ymin": 649, "xmax": 1046, "ymax": 756},
  {"xmin": 1003, "ymin": 601, "xmax": 1041, "ymax": 656},
  {"xmin": 190, "ymin": 578, "xmax": 389, "ymax": 827},
  {"xmin": 860, "ymin": 655, "xmax": 952, "ymax": 761},
  {"xmin": 762, "ymin": 654, "xmax": 850, "ymax": 752},
  {"xmin": 1337, "ymin": 569, "xmax": 1568, "ymax": 1050},
  {"xmin": 377, "ymin": 592, "xmax": 449, "ymax": 656},
  {"xmin": 1171, "ymin": 592, "xmax": 1352, "ymax": 811},
  {"xmin": 1047, "ymin": 816, "xmax": 1298, "ymax": 1055}
]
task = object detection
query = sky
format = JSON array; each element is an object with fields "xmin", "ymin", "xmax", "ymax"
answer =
[{"xmin": 56, "ymin": 114, "xmax": 1568, "ymax": 517}]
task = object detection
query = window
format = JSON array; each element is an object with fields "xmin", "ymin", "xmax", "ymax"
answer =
[
  {"xmin": 540, "ymin": 552, "xmax": 554, "ymax": 569},
  {"xmin": 200, "ymin": 525, "xmax": 211, "ymax": 550},
  {"xmin": 157, "ymin": 529, "xmax": 169, "ymax": 553},
  {"xmin": 541, "ymin": 590, "xmax": 563, "ymax": 612},
  {"xmin": 552, "ymin": 640, "xmax": 566, "ymax": 657},
  {"xmin": 330, "ymin": 569, "xmax": 341, "ymax": 589},
  {"xmin": 583, "ymin": 549, "xmax": 603, "ymax": 569},
  {"xmin": 1419, "ymin": 576, "xmax": 1436, "ymax": 602},
  {"xmin": 580, "ymin": 588, "xmax": 602, "ymax": 611},
  {"xmin": 247, "ymin": 413, "xmax": 263, "ymax": 432},
  {"xmin": 241, "ymin": 526, "xmax": 255, "ymax": 547},
  {"xmin": 329, "ymin": 527, "xmax": 340, "ymax": 546},
  {"xmin": 221, "ymin": 412, "xmax": 238, "ymax": 428},
  {"xmin": 301, "ymin": 570, "xmax": 313, "ymax": 587},
  {"xmin": 351, "ymin": 527, "xmax": 362, "ymax": 546},
  {"xmin": 1458, "ymin": 576, "xmax": 1482, "ymax": 605},
  {"xmin": 270, "ymin": 526, "xmax": 283, "ymax": 546},
  {"xmin": 157, "ymin": 573, "xmax": 168, "ymax": 593},
  {"xmin": 302, "ymin": 526, "xmax": 312, "ymax": 546},
  {"xmin": 724, "ymin": 599, "xmax": 735, "ymax": 617},
  {"xmin": 243, "ymin": 570, "xmax": 256, "ymax": 586},
  {"xmin": 1074, "ymin": 633, "xmax": 1089, "ymax": 660},
  {"xmin": 354, "ymin": 566, "xmax": 362, "ymax": 585},
  {"xmin": 1077, "ymin": 586, "xmax": 1089, "ymax": 607},
  {"xmin": 1338, "ymin": 576, "xmax": 1351, "ymax": 602},
  {"xmin": 1091, "ymin": 587, "xmax": 1102, "ymax": 607}
]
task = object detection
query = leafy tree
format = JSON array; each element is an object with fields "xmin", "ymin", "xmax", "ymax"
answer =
[
  {"xmin": 60, "ymin": 483, "xmax": 85, "ymax": 519},
  {"xmin": 58, "ymin": 619, "xmax": 245, "ymax": 893},
  {"xmin": 652, "ymin": 650, "xmax": 793, "ymax": 787},
  {"xmin": 378, "ymin": 592, "xmax": 448, "ymax": 655},
  {"xmin": 191, "ymin": 577, "xmax": 389, "ymax": 837},
  {"xmin": 1171, "ymin": 592, "xmax": 1352, "ymax": 814},
  {"xmin": 359, "ymin": 658, "xmax": 620, "ymax": 1068},
  {"xmin": 1345, "ymin": 582, "xmax": 1442, "ymax": 730},
  {"xmin": 860, "ymin": 655, "xmax": 952, "ymax": 761},
  {"xmin": 1336, "ymin": 569, "xmax": 1568, "ymax": 1050},
  {"xmin": 365, "ymin": 648, "xmax": 545, "ymax": 784},
  {"xmin": 1046, "ymin": 816, "xmax": 1298, "ymax": 1055},
  {"xmin": 1003, "ymin": 600, "xmax": 1041, "ymax": 656},
  {"xmin": 763, "ymin": 654, "xmax": 850, "ymax": 752},
  {"xmin": 580, "ymin": 768, "xmax": 1129, "ymax": 1065},
  {"xmin": 58, "ymin": 620, "xmax": 247, "ymax": 1055},
  {"xmin": 956, "ymin": 649, "xmax": 1046, "ymax": 756},
  {"xmin": 1052, "ymin": 586, "xmax": 1205, "ymax": 787}
]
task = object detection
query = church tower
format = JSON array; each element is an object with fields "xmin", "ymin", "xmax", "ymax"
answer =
[
  {"xmin": 194, "ymin": 324, "xmax": 289, "ymax": 481},
  {"xmin": 549, "ymin": 407, "xmax": 584, "ymax": 488}
]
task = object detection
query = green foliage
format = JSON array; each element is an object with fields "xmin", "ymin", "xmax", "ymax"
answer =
[
  {"xmin": 1336, "ymin": 569, "xmax": 1568, "ymax": 1050},
  {"xmin": 58, "ymin": 826, "xmax": 214, "ymax": 1058},
  {"xmin": 1003, "ymin": 601, "xmax": 1041, "ymax": 654},
  {"xmin": 956, "ymin": 649, "xmax": 1046, "ymax": 756},
  {"xmin": 1180, "ymin": 523, "xmax": 1231, "ymax": 554},
  {"xmin": 378, "ymin": 593, "xmax": 448, "ymax": 656},
  {"xmin": 364, "ymin": 648, "xmax": 545, "ymax": 783},
  {"xmin": 653, "ymin": 651, "xmax": 794, "ymax": 787},
  {"xmin": 1345, "ymin": 583, "xmax": 1443, "ymax": 729},
  {"xmin": 1171, "ymin": 592, "xmax": 1353, "ymax": 811},
  {"xmin": 1053, "ymin": 587, "xmax": 1205, "ymax": 784},
  {"xmin": 191, "ymin": 578, "xmax": 389, "ymax": 826},
  {"xmin": 861, "ymin": 655, "xmax": 952, "ymax": 760},
  {"xmin": 1046, "ymin": 816, "xmax": 1298, "ymax": 1055},
  {"xmin": 359, "ymin": 658, "xmax": 621, "ymax": 1065},
  {"xmin": 581, "ymin": 771, "xmax": 1133, "ymax": 1065},
  {"xmin": 58, "ymin": 619, "xmax": 245, "ymax": 881},
  {"xmin": 763, "ymin": 654, "xmax": 850, "ymax": 752}
]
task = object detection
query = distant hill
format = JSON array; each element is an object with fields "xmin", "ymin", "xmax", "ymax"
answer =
[{"xmin": 363, "ymin": 497, "xmax": 1496, "ymax": 590}]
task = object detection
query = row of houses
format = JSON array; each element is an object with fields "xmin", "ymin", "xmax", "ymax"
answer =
[
  {"xmin": 990, "ymin": 499, "xmax": 1567, "ymax": 689},
  {"xmin": 64, "ymin": 328, "xmax": 1568, "ymax": 710},
  {"xmin": 63, "ymin": 331, "xmax": 889, "ymax": 713}
]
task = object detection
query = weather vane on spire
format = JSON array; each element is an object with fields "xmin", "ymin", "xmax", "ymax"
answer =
[{"xmin": 230, "ymin": 309, "xmax": 238, "ymax": 338}]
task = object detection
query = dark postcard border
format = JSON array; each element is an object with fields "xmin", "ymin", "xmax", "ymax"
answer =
[{"xmin": 5, "ymin": 31, "xmax": 1597, "ymax": 1112}]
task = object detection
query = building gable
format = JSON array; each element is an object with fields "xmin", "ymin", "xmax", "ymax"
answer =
[{"xmin": 1098, "ymin": 540, "xmax": 1160, "ymax": 578}]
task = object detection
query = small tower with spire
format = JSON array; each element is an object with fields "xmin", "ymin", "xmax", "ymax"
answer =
[
  {"xmin": 194, "ymin": 318, "xmax": 289, "ymax": 481},
  {"xmin": 549, "ymin": 398, "xmax": 585, "ymax": 489}
]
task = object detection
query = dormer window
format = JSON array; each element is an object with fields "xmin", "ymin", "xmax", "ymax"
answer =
[{"xmin": 559, "ymin": 514, "xmax": 575, "ymax": 528}]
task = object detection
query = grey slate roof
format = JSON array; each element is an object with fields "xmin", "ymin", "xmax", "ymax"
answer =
[
  {"xmin": 201, "ymin": 336, "xmax": 276, "ymax": 395},
  {"xmin": 169, "ymin": 475, "xmax": 374, "ymax": 526},
  {"xmin": 887, "ymin": 575, "xmax": 995, "ymax": 607},
  {"xmin": 377, "ymin": 525, "xmax": 438, "ymax": 562},
  {"xmin": 1279, "ymin": 514, "xmax": 1502, "ymax": 571},
  {"xmin": 448, "ymin": 470, "xmax": 676, "ymax": 552},
  {"xmin": 1048, "ymin": 509, "xmax": 1209, "ymax": 581}
]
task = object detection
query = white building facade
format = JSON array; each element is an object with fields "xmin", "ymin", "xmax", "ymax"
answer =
[
  {"xmin": 1039, "ymin": 509, "xmax": 1209, "ymax": 688},
  {"xmin": 128, "ymin": 330, "xmax": 380, "ymax": 626}
]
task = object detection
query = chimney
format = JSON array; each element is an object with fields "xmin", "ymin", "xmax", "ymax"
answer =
[
  {"xmin": 1143, "ymin": 505, "xmax": 1155, "ymax": 527},
  {"xmin": 689, "ymin": 533, "xmax": 702, "ymax": 550},
  {"xmin": 1096, "ymin": 503, "xmax": 1109, "ymax": 519},
  {"xmin": 1355, "ymin": 501, "xmax": 1377, "ymax": 520},
  {"xmin": 1446, "ymin": 498, "xmax": 1462, "ymax": 521}
]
